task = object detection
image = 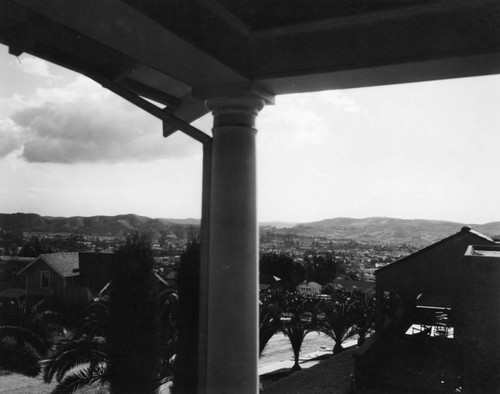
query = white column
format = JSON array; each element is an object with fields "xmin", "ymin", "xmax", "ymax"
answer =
[{"xmin": 203, "ymin": 92, "xmax": 266, "ymax": 394}]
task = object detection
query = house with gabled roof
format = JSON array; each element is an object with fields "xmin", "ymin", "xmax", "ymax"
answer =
[
  {"xmin": 329, "ymin": 279, "xmax": 375, "ymax": 294},
  {"xmin": 17, "ymin": 252, "xmax": 114, "ymax": 307},
  {"xmin": 354, "ymin": 227, "xmax": 500, "ymax": 393},
  {"xmin": 297, "ymin": 281, "xmax": 322, "ymax": 295}
]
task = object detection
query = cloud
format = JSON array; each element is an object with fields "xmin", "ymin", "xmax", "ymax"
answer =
[
  {"xmin": 0, "ymin": 119, "xmax": 25, "ymax": 157},
  {"xmin": 18, "ymin": 56, "xmax": 62, "ymax": 80},
  {"xmin": 259, "ymin": 90, "xmax": 360, "ymax": 151},
  {"xmin": 2, "ymin": 76, "xmax": 200, "ymax": 163}
]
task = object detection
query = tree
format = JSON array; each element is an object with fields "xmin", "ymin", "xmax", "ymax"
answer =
[
  {"xmin": 281, "ymin": 291, "xmax": 321, "ymax": 371},
  {"xmin": 319, "ymin": 289, "xmax": 357, "ymax": 354},
  {"xmin": 18, "ymin": 236, "xmax": 45, "ymax": 257},
  {"xmin": 0, "ymin": 299, "xmax": 60, "ymax": 377},
  {"xmin": 304, "ymin": 253, "xmax": 337, "ymax": 285},
  {"xmin": 173, "ymin": 238, "xmax": 200, "ymax": 393},
  {"xmin": 0, "ymin": 325, "xmax": 50, "ymax": 377},
  {"xmin": 260, "ymin": 252, "xmax": 306, "ymax": 290},
  {"xmin": 108, "ymin": 234, "xmax": 159, "ymax": 394},
  {"xmin": 43, "ymin": 296, "xmax": 111, "ymax": 393},
  {"xmin": 44, "ymin": 290, "xmax": 178, "ymax": 394},
  {"xmin": 43, "ymin": 333, "xmax": 109, "ymax": 394},
  {"xmin": 259, "ymin": 289, "xmax": 284, "ymax": 356},
  {"xmin": 157, "ymin": 291, "xmax": 178, "ymax": 385},
  {"xmin": 44, "ymin": 233, "xmax": 161, "ymax": 394},
  {"xmin": 350, "ymin": 290, "xmax": 376, "ymax": 346}
]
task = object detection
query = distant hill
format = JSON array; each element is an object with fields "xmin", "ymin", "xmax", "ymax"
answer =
[
  {"xmin": 286, "ymin": 217, "xmax": 500, "ymax": 245},
  {"xmin": 260, "ymin": 221, "xmax": 298, "ymax": 229},
  {"xmin": 1, "ymin": 213, "xmax": 499, "ymax": 245},
  {"xmin": 0, "ymin": 213, "xmax": 200, "ymax": 238}
]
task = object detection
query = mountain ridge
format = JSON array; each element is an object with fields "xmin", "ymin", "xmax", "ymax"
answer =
[
  {"xmin": 262, "ymin": 217, "xmax": 500, "ymax": 244},
  {"xmin": 1, "ymin": 213, "xmax": 499, "ymax": 244}
]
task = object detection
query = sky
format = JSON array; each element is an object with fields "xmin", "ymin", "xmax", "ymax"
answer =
[{"xmin": 1, "ymin": 45, "xmax": 499, "ymax": 224}]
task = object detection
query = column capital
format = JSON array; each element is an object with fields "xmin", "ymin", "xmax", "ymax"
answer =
[{"xmin": 206, "ymin": 91, "xmax": 270, "ymax": 128}]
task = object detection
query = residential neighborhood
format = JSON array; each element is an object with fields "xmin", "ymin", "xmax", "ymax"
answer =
[{"xmin": 1, "ymin": 215, "xmax": 500, "ymax": 393}]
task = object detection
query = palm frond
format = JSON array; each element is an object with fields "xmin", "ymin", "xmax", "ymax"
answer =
[
  {"xmin": 74, "ymin": 301, "xmax": 109, "ymax": 339},
  {"xmin": 0, "ymin": 338, "xmax": 41, "ymax": 377},
  {"xmin": 43, "ymin": 337, "xmax": 108, "ymax": 383},
  {"xmin": 57, "ymin": 350, "xmax": 108, "ymax": 383},
  {"xmin": 33, "ymin": 310, "xmax": 61, "ymax": 327},
  {"xmin": 84, "ymin": 299, "xmax": 109, "ymax": 315},
  {"xmin": 77, "ymin": 317, "xmax": 108, "ymax": 339},
  {"xmin": 30, "ymin": 299, "xmax": 46, "ymax": 316},
  {"xmin": 51, "ymin": 364, "xmax": 108, "ymax": 394},
  {"xmin": 0, "ymin": 325, "xmax": 48, "ymax": 355}
]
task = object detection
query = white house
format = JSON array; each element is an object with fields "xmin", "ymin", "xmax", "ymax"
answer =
[{"xmin": 297, "ymin": 281, "xmax": 322, "ymax": 295}]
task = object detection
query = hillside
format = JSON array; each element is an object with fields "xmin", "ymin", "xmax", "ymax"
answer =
[
  {"xmin": 264, "ymin": 217, "xmax": 500, "ymax": 245},
  {"xmin": 0, "ymin": 213, "xmax": 200, "ymax": 238},
  {"xmin": 1, "ymin": 213, "xmax": 499, "ymax": 245}
]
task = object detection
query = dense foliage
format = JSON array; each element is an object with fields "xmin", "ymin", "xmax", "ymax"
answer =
[
  {"xmin": 303, "ymin": 253, "xmax": 337, "ymax": 284},
  {"xmin": 1, "ymin": 235, "xmax": 378, "ymax": 389},
  {"xmin": 0, "ymin": 299, "xmax": 61, "ymax": 377},
  {"xmin": 260, "ymin": 252, "xmax": 339, "ymax": 288},
  {"xmin": 173, "ymin": 238, "xmax": 200, "ymax": 393},
  {"xmin": 280, "ymin": 292, "xmax": 322, "ymax": 371},
  {"xmin": 110, "ymin": 234, "xmax": 160, "ymax": 394},
  {"xmin": 260, "ymin": 252, "xmax": 306, "ymax": 290},
  {"xmin": 42, "ymin": 234, "xmax": 177, "ymax": 394}
]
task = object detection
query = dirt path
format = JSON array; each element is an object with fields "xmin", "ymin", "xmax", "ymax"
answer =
[
  {"xmin": 262, "ymin": 348, "xmax": 356, "ymax": 394},
  {"xmin": 0, "ymin": 374, "xmax": 104, "ymax": 394},
  {"xmin": 0, "ymin": 374, "xmax": 56, "ymax": 394}
]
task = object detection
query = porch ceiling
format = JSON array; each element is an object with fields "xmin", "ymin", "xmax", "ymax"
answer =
[{"xmin": 1, "ymin": 0, "xmax": 499, "ymax": 132}]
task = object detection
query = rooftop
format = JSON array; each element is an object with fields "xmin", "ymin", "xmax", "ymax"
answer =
[
  {"xmin": 18, "ymin": 252, "xmax": 79, "ymax": 278},
  {"xmin": 465, "ymin": 245, "xmax": 500, "ymax": 258}
]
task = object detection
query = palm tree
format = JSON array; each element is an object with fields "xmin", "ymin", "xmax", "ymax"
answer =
[
  {"xmin": 43, "ymin": 298, "xmax": 110, "ymax": 393},
  {"xmin": 319, "ymin": 289, "xmax": 357, "ymax": 354},
  {"xmin": 43, "ymin": 334, "xmax": 109, "ymax": 394},
  {"xmin": 0, "ymin": 299, "xmax": 60, "ymax": 377},
  {"xmin": 43, "ymin": 235, "xmax": 177, "ymax": 394},
  {"xmin": 0, "ymin": 325, "xmax": 49, "ymax": 376},
  {"xmin": 259, "ymin": 288, "xmax": 284, "ymax": 356},
  {"xmin": 350, "ymin": 290, "xmax": 376, "ymax": 346},
  {"xmin": 157, "ymin": 290, "xmax": 178, "ymax": 385},
  {"xmin": 44, "ymin": 291, "xmax": 178, "ymax": 394},
  {"xmin": 281, "ymin": 291, "xmax": 321, "ymax": 371}
]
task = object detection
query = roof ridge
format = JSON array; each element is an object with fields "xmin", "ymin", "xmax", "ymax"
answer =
[{"xmin": 375, "ymin": 227, "xmax": 495, "ymax": 273}]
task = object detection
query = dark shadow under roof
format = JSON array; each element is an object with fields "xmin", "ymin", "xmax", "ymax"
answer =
[{"xmin": 1, "ymin": 0, "xmax": 499, "ymax": 133}]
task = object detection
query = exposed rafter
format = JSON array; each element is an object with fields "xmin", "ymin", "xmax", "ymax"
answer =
[{"xmin": 95, "ymin": 76, "xmax": 211, "ymax": 144}]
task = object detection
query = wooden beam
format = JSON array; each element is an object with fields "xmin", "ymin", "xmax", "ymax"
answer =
[
  {"xmin": 120, "ymin": 78, "xmax": 181, "ymax": 109},
  {"xmin": 95, "ymin": 76, "xmax": 211, "ymax": 144}
]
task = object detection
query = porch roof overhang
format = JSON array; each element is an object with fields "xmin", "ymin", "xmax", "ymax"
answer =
[{"xmin": 1, "ymin": 0, "xmax": 499, "ymax": 135}]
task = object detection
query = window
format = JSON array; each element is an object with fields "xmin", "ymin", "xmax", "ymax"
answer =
[{"xmin": 40, "ymin": 271, "xmax": 50, "ymax": 288}]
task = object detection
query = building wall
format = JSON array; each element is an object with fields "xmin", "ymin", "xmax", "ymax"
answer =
[
  {"xmin": 25, "ymin": 259, "xmax": 64, "ymax": 301},
  {"xmin": 297, "ymin": 282, "xmax": 322, "ymax": 295},
  {"xmin": 453, "ymin": 256, "xmax": 500, "ymax": 389},
  {"xmin": 64, "ymin": 276, "xmax": 90, "ymax": 305},
  {"xmin": 455, "ymin": 257, "xmax": 500, "ymax": 355},
  {"xmin": 78, "ymin": 252, "xmax": 114, "ymax": 295}
]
